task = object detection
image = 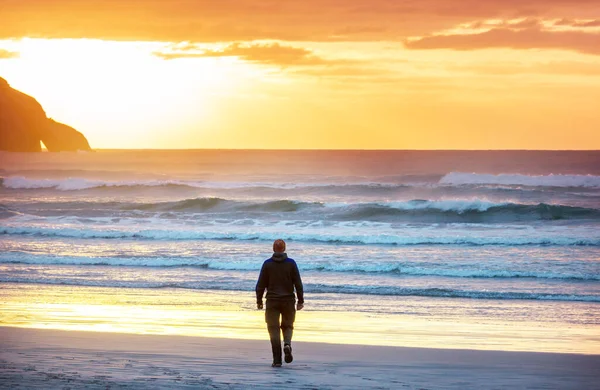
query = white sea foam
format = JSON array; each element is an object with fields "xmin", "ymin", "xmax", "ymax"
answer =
[
  {"xmin": 1, "ymin": 252, "xmax": 598, "ymax": 280},
  {"xmin": 440, "ymin": 172, "xmax": 600, "ymax": 188},
  {"xmin": 1, "ymin": 176, "xmax": 396, "ymax": 191},
  {"xmin": 5, "ymin": 172, "xmax": 600, "ymax": 191},
  {"xmin": 1, "ymin": 225, "xmax": 598, "ymax": 246},
  {"xmin": 1, "ymin": 176, "xmax": 200, "ymax": 191},
  {"xmin": 1, "ymin": 276, "xmax": 597, "ymax": 302},
  {"xmin": 383, "ymin": 199, "xmax": 504, "ymax": 212}
]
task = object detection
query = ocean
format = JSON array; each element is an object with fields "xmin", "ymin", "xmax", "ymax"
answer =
[{"xmin": 1, "ymin": 150, "xmax": 599, "ymax": 352}]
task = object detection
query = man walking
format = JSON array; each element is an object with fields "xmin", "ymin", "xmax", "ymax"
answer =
[{"xmin": 256, "ymin": 239, "xmax": 304, "ymax": 367}]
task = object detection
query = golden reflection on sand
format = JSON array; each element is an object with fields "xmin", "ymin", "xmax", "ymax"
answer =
[{"xmin": 1, "ymin": 283, "xmax": 598, "ymax": 354}]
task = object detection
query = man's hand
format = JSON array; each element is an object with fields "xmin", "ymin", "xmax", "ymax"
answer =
[
  {"xmin": 257, "ymin": 302, "xmax": 264, "ymax": 310},
  {"xmin": 297, "ymin": 303, "xmax": 304, "ymax": 311}
]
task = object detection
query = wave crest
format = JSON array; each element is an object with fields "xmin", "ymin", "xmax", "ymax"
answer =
[
  {"xmin": 1, "ymin": 225, "xmax": 598, "ymax": 246},
  {"xmin": 2, "ymin": 253, "xmax": 598, "ymax": 280},
  {"xmin": 4, "ymin": 196, "xmax": 599, "ymax": 221},
  {"xmin": 440, "ymin": 172, "xmax": 600, "ymax": 188},
  {"xmin": 4, "ymin": 172, "xmax": 600, "ymax": 192}
]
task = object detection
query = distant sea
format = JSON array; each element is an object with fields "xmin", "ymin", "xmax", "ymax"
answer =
[{"xmin": 1, "ymin": 150, "xmax": 599, "ymax": 348}]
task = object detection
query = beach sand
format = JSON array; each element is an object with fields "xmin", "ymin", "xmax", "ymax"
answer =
[{"xmin": 1, "ymin": 326, "xmax": 598, "ymax": 389}]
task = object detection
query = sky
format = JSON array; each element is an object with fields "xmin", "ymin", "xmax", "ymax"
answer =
[{"xmin": 1, "ymin": 0, "xmax": 599, "ymax": 149}]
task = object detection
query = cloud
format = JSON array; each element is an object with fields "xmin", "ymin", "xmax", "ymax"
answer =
[
  {"xmin": 1, "ymin": 0, "xmax": 599, "ymax": 42},
  {"xmin": 0, "ymin": 49, "xmax": 19, "ymax": 59},
  {"xmin": 553, "ymin": 18, "xmax": 600, "ymax": 27},
  {"xmin": 446, "ymin": 61, "xmax": 600, "ymax": 76},
  {"xmin": 405, "ymin": 27, "xmax": 600, "ymax": 55},
  {"xmin": 154, "ymin": 42, "xmax": 339, "ymax": 66}
]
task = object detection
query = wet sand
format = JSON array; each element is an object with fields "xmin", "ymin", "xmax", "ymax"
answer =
[{"xmin": 1, "ymin": 326, "xmax": 598, "ymax": 389}]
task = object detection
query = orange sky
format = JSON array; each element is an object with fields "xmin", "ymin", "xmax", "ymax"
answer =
[{"xmin": 1, "ymin": 0, "xmax": 599, "ymax": 149}]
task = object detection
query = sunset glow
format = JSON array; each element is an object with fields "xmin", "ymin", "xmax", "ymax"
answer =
[
  {"xmin": 2, "ymin": 3, "xmax": 600, "ymax": 388},
  {"xmin": 1, "ymin": 1, "xmax": 599, "ymax": 149}
]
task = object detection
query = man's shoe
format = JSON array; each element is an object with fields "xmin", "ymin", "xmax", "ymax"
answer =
[
  {"xmin": 271, "ymin": 362, "xmax": 282, "ymax": 368},
  {"xmin": 283, "ymin": 344, "xmax": 293, "ymax": 363}
]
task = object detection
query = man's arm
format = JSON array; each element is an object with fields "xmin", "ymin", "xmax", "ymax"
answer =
[
  {"xmin": 292, "ymin": 261, "xmax": 304, "ymax": 309},
  {"xmin": 255, "ymin": 262, "xmax": 268, "ymax": 309}
]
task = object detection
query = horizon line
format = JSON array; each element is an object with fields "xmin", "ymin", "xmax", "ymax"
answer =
[{"xmin": 72, "ymin": 148, "xmax": 600, "ymax": 152}]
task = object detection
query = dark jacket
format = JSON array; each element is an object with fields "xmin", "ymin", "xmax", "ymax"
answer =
[{"xmin": 256, "ymin": 253, "xmax": 304, "ymax": 305}]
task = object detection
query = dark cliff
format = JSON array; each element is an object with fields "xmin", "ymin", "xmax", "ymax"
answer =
[
  {"xmin": 0, "ymin": 77, "xmax": 92, "ymax": 152},
  {"xmin": 43, "ymin": 119, "xmax": 92, "ymax": 152},
  {"xmin": 0, "ymin": 77, "xmax": 46, "ymax": 152}
]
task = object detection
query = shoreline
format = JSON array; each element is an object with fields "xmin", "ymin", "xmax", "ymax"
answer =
[{"xmin": 2, "ymin": 326, "xmax": 599, "ymax": 389}]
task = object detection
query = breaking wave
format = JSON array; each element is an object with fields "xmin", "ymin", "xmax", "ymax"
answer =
[
  {"xmin": 440, "ymin": 172, "xmax": 600, "ymax": 188},
  {"xmin": 4, "ymin": 172, "xmax": 600, "ymax": 192},
  {"xmin": 1, "ymin": 225, "xmax": 598, "ymax": 246},
  {"xmin": 1, "ymin": 253, "xmax": 598, "ymax": 280},
  {"xmin": 0, "ymin": 176, "xmax": 409, "ymax": 191},
  {"xmin": 4, "ymin": 197, "xmax": 599, "ymax": 221}
]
